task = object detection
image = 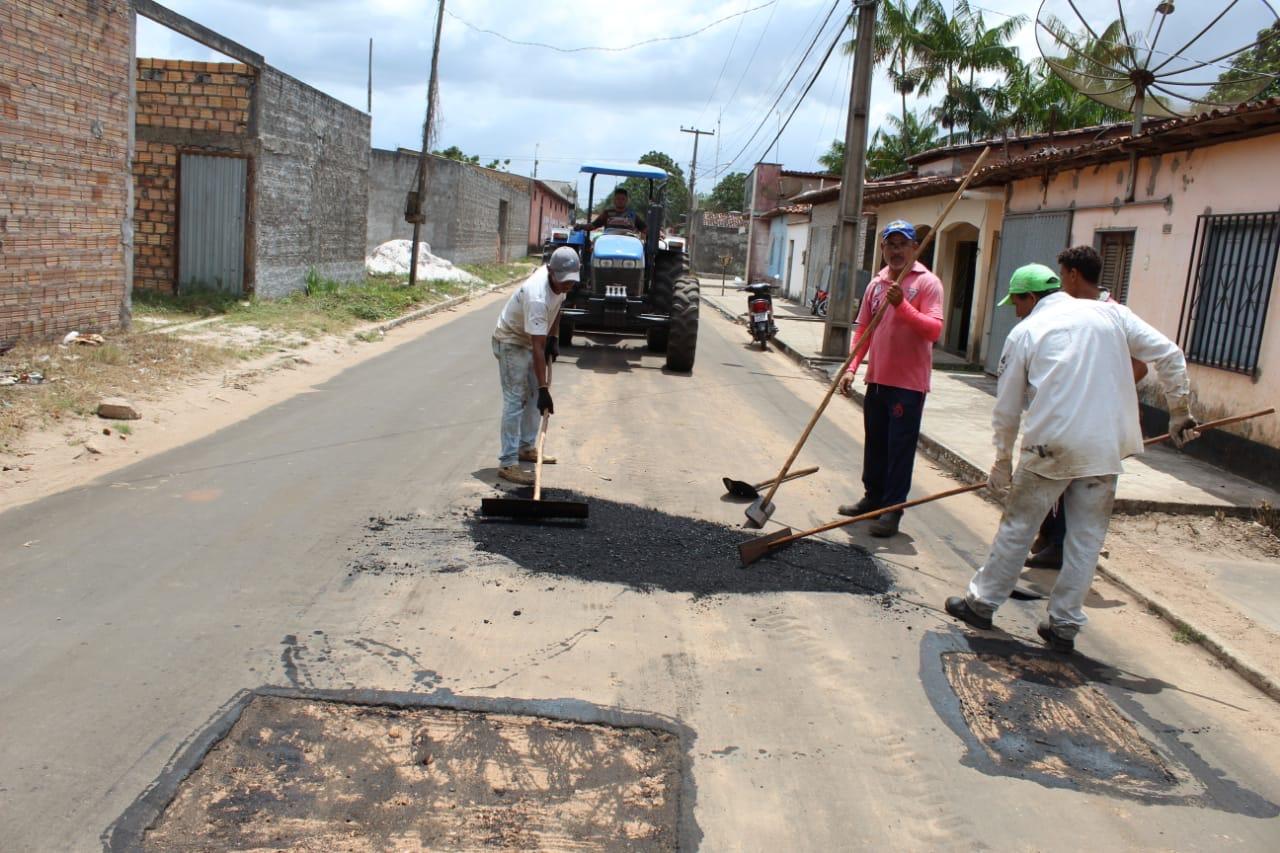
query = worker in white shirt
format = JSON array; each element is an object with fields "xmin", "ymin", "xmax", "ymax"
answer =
[
  {"xmin": 492, "ymin": 246, "xmax": 580, "ymax": 486},
  {"xmin": 945, "ymin": 263, "xmax": 1198, "ymax": 653}
]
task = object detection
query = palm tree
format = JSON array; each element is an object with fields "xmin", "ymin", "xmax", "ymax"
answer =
[
  {"xmin": 859, "ymin": 0, "xmax": 941, "ymax": 127},
  {"xmin": 866, "ymin": 110, "xmax": 943, "ymax": 178}
]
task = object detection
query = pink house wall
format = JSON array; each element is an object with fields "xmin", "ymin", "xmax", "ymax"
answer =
[{"xmin": 1004, "ymin": 135, "xmax": 1280, "ymax": 449}]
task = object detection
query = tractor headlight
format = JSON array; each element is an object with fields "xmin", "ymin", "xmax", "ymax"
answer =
[
  {"xmin": 596, "ymin": 259, "xmax": 614, "ymax": 268},
  {"xmin": 622, "ymin": 259, "xmax": 641, "ymax": 269}
]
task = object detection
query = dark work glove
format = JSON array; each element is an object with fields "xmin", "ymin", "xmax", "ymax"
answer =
[
  {"xmin": 537, "ymin": 387, "xmax": 554, "ymax": 415},
  {"xmin": 545, "ymin": 336, "xmax": 559, "ymax": 362}
]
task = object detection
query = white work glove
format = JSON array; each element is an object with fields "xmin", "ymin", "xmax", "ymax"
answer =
[
  {"xmin": 1167, "ymin": 397, "xmax": 1199, "ymax": 449},
  {"xmin": 987, "ymin": 457, "xmax": 1013, "ymax": 503}
]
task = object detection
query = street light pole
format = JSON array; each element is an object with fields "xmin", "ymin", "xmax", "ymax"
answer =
[
  {"xmin": 408, "ymin": 0, "xmax": 445, "ymax": 288},
  {"xmin": 821, "ymin": 0, "xmax": 878, "ymax": 357}
]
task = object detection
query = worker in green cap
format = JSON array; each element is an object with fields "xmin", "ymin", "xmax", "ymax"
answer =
[{"xmin": 944, "ymin": 262, "xmax": 1198, "ymax": 653}]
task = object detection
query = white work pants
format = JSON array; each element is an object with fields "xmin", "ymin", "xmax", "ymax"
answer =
[{"xmin": 966, "ymin": 468, "xmax": 1118, "ymax": 637}]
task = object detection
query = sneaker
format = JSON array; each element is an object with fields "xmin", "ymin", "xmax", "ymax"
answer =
[
  {"xmin": 869, "ymin": 510, "xmax": 903, "ymax": 538},
  {"xmin": 944, "ymin": 596, "xmax": 994, "ymax": 631},
  {"xmin": 519, "ymin": 448, "xmax": 556, "ymax": 464},
  {"xmin": 497, "ymin": 465, "xmax": 535, "ymax": 486},
  {"xmin": 1025, "ymin": 544, "xmax": 1063, "ymax": 570},
  {"xmin": 837, "ymin": 495, "xmax": 879, "ymax": 517},
  {"xmin": 1037, "ymin": 621, "xmax": 1075, "ymax": 653}
]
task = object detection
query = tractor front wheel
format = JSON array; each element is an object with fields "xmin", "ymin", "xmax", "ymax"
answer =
[{"xmin": 664, "ymin": 276, "xmax": 699, "ymax": 372}]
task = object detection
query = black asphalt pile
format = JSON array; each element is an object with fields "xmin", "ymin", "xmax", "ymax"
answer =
[{"xmin": 467, "ymin": 492, "xmax": 891, "ymax": 597}]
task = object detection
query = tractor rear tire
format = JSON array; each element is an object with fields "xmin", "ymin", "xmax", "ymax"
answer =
[
  {"xmin": 650, "ymin": 250, "xmax": 689, "ymax": 316},
  {"xmin": 646, "ymin": 326, "xmax": 669, "ymax": 353},
  {"xmin": 665, "ymin": 276, "xmax": 699, "ymax": 372}
]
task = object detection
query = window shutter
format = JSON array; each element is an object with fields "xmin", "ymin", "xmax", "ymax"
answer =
[{"xmin": 1098, "ymin": 231, "xmax": 1135, "ymax": 303}]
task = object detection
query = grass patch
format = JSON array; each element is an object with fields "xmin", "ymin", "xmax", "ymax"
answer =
[
  {"xmin": 0, "ymin": 333, "xmax": 238, "ymax": 450},
  {"xmin": 1172, "ymin": 624, "xmax": 1206, "ymax": 645},
  {"xmin": 116, "ymin": 423, "xmax": 133, "ymax": 436}
]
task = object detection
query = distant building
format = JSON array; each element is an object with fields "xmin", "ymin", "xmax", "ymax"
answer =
[
  {"xmin": 743, "ymin": 166, "xmax": 838, "ymax": 283},
  {"xmin": 528, "ymin": 181, "xmax": 574, "ymax": 254}
]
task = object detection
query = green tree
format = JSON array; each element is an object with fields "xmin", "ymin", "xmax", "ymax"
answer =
[
  {"xmin": 1208, "ymin": 24, "xmax": 1280, "ymax": 105},
  {"xmin": 484, "ymin": 158, "xmax": 512, "ymax": 171},
  {"xmin": 611, "ymin": 151, "xmax": 689, "ymax": 228},
  {"xmin": 434, "ymin": 145, "xmax": 479, "ymax": 165},
  {"xmin": 705, "ymin": 171, "xmax": 747, "ymax": 212},
  {"xmin": 818, "ymin": 139, "xmax": 844, "ymax": 176},
  {"xmin": 866, "ymin": 110, "xmax": 943, "ymax": 178},
  {"xmin": 860, "ymin": 0, "xmax": 940, "ymax": 127}
]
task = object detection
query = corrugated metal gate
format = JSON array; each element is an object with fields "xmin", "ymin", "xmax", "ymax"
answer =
[
  {"xmin": 983, "ymin": 211, "xmax": 1073, "ymax": 374},
  {"xmin": 179, "ymin": 154, "xmax": 247, "ymax": 294},
  {"xmin": 805, "ymin": 224, "xmax": 834, "ymax": 308}
]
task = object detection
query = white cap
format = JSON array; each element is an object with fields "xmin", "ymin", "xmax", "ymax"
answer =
[{"xmin": 548, "ymin": 246, "xmax": 581, "ymax": 283}]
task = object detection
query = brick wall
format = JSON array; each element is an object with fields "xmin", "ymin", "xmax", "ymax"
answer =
[
  {"xmin": 131, "ymin": 59, "xmax": 254, "ymax": 293},
  {"xmin": 254, "ymin": 66, "xmax": 369, "ymax": 298},
  {"xmin": 1, "ymin": 0, "xmax": 133, "ymax": 343}
]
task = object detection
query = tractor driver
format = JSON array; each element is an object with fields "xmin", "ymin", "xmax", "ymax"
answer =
[{"xmin": 587, "ymin": 187, "xmax": 647, "ymax": 239}]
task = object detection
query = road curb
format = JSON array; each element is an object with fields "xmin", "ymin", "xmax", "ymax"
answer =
[
  {"xmin": 1092, "ymin": 555, "xmax": 1280, "ymax": 704},
  {"xmin": 708, "ymin": 292, "xmax": 1278, "ymax": 699},
  {"xmin": 372, "ymin": 275, "xmax": 524, "ymax": 335}
]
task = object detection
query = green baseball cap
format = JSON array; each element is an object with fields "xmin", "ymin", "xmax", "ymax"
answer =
[{"xmin": 998, "ymin": 263, "xmax": 1061, "ymax": 306}]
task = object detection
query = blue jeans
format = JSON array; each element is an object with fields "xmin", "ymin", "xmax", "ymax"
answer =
[
  {"xmin": 493, "ymin": 338, "xmax": 541, "ymax": 467},
  {"xmin": 862, "ymin": 383, "xmax": 926, "ymax": 508}
]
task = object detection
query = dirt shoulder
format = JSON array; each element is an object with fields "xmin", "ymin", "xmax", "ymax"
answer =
[{"xmin": 0, "ymin": 281, "xmax": 519, "ymax": 515}]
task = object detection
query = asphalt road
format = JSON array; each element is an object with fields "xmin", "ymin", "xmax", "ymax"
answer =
[{"xmin": 2, "ymin": 291, "xmax": 1279, "ymax": 850}]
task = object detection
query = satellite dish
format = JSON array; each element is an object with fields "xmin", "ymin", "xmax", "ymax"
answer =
[{"xmin": 1037, "ymin": 1, "xmax": 1280, "ymax": 135}]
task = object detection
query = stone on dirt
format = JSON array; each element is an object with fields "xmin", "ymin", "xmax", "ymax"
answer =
[{"xmin": 97, "ymin": 397, "xmax": 140, "ymax": 420}]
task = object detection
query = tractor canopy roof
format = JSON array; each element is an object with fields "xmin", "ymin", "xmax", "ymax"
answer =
[{"xmin": 580, "ymin": 161, "xmax": 669, "ymax": 181}]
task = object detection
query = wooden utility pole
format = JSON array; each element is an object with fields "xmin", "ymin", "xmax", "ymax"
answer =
[
  {"xmin": 367, "ymin": 38, "xmax": 373, "ymax": 114},
  {"xmin": 821, "ymin": 0, "xmax": 878, "ymax": 357},
  {"xmin": 408, "ymin": 0, "xmax": 446, "ymax": 288},
  {"xmin": 681, "ymin": 126, "xmax": 714, "ymax": 213}
]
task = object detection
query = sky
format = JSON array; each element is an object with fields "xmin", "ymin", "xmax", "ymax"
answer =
[{"xmin": 136, "ymin": 0, "xmax": 1252, "ymax": 198}]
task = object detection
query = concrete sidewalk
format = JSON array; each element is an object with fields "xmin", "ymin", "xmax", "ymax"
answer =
[{"xmin": 701, "ymin": 283, "xmax": 1280, "ymax": 515}]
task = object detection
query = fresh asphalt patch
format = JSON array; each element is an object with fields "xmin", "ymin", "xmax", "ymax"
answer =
[{"xmin": 465, "ymin": 491, "xmax": 891, "ymax": 597}]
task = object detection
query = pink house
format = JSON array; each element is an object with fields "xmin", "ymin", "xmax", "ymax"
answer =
[{"xmin": 528, "ymin": 180, "xmax": 574, "ymax": 254}]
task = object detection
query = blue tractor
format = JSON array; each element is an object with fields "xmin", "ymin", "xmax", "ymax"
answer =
[{"xmin": 546, "ymin": 162, "xmax": 699, "ymax": 372}]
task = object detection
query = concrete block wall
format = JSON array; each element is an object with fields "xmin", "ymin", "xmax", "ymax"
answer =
[
  {"xmin": 254, "ymin": 67, "xmax": 369, "ymax": 298},
  {"xmin": 132, "ymin": 60, "xmax": 254, "ymax": 293},
  {"xmin": 689, "ymin": 212, "xmax": 747, "ymax": 276},
  {"xmin": 366, "ymin": 148, "xmax": 421, "ymax": 251},
  {"xmin": 453, "ymin": 164, "xmax": 530, "ymax": 265},
  {"xmin": 0, "ymin": 0, "xmax": 133, "ymax": 343}
]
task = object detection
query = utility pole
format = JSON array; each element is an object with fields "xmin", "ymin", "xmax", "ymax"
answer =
[
  {"xmin": 408, "ymin": 0, "xmax": 445, "ymax": 288},
  {"xmin": 367, "ymin": 38, "xmax": 373, "ymax": 114},
  {"xmin": 533, "ymin": 142, "xmax": 539, "ymax": 179},
  {"xmin": 821, "ymin": 0, "xmax": 878, "ymax": 357},
  {"xmin": 680, "ymin": 125, "xmax": 714, "ymax": 213}
]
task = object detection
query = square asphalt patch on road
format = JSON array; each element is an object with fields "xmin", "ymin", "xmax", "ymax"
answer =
[{"xmin": 109, "ymin": 690, "xmax": 689, "ymax": 851}]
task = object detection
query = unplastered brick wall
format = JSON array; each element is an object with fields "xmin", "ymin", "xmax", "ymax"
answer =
[
  {"xmin": 254, "ymin": 66, "xmax": 369, "ymax": 298},
  {"xmin": 0, "ymin": 0, "xmax": 133, "ymax": 343},
  {"xmin": 132, "ymin": 60, "xmax": 253, "ymax": 293}
]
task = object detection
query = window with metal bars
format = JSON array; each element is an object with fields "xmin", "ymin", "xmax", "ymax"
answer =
[
  {"xmin": 1096, "ymin": 230, "xmax": 1134, "ymax": 304},
  {"xmin": 1178, "ymin": 211, "xmax": 1280, "ymax": 376}
]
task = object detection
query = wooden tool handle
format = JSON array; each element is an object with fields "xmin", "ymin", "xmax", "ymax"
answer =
[
  {"xmin": 533, "ymin": 360, "xmax": 553, "ymax": 502},
  {"xmin": 1143, "ymin": 407, "xmax": 1274, "ymax": 446},
  {"xmin": 772, "ymin": 483, "xmax": 987, "ymax": 550},
  {"xmin": 752, "ymin": 466, "xmax": 821, "ymax": 490},
  {"xmin": 756, "ymin": 147, "xmax": 993, "ymax": 509}
]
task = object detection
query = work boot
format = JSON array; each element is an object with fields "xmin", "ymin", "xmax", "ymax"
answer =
[
  {"xmin": 944, "ymin": 596, "xmax": 994, "ymax": 631},
  {"xmin": 869, "ymin": 510, "xmax": 903, "ymax": 538},
  {"xmin": 519, "ymin": 448, "xmax": 556, "ymax": 464},
  {"xmin": 1037, "ymin": 620, "xmax": 1075, "ymax": 654},
  {"xmin": 497, "ymin": 465, "xmax": 535, "ymax": 486},
  {"xmin": 1025, "ymin": 544, "xmax": 1063, "ymax": 570},
  {"xmin": 837, "ymin": 495, "xmax": 879, "ymax": 518}
]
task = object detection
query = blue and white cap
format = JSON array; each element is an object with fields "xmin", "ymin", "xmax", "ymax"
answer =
[{"xmin": 881, "ymin": 219, "xmax": 917, "ymax": 241}]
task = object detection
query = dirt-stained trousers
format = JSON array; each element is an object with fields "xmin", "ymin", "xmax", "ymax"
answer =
[
  {"xmin": 493, "ymin": 338, "xmax": 541, "ymax": 468},
  {"xmin": 965, "ymin": 466, "xmax": 1118, "ymax": 637}
]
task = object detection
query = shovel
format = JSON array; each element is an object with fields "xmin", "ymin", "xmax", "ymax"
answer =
[
  {"xmin": 722, "ymin": 466, "xmax": 820, "ymax": 500},
  {"xmin": 745, "ymin": 148, "xmax": 992, "ymax": 529},
  {"xmin": 739, "ymin": 483, "xmax": 987, "ymax": 566}
]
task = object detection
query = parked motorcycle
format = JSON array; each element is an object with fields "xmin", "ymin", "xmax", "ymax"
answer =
[
  {"xmin": 810, "ymin": 286, "xmax": 829, "ymax": 317},
  {"xmin": 742, "ymin": 281, "xmax": 778, "ymax": 349}
]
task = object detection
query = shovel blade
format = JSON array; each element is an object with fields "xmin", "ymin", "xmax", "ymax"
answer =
[
  {"xmin": 722, "ymin": 477, "xmax": 761, "ymax": 499},
  {"xmin": 738, "ymin": 527, "xmax": 794, "ymax": 567},
  {"xmin": 744, "ymin": 498, "xmax": 775, "ymax": 529}
]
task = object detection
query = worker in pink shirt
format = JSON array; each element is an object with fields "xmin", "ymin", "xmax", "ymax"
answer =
[{"xmin": 836, "ymin": 220, "xmax": 944, "ymax": 537}]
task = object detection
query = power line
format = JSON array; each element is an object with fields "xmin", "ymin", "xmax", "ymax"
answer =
[
  {"xmin": 716, "ymin": 0, "xmax": 783, "ymax": 116},
  {"xmin": 695, "ymin": 4, "xmax": 750, "ymax": 125},
  {"xmin": 444, "ymin": 0, "xmax": 779, "ymax": 54},
  {"xmin": 718, "ymin": 9, "xmax": 849, "ymax": 177}
]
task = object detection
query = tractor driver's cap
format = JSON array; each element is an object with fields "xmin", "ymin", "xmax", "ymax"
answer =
[
  {"xmin": 548, "ymin": 246, "xmax": 581, "ymax": 283},
  {"xmin": 881, "ymin": 220, "xmax": 917, "ymax": 242},
  {"xmin": 998, "ymin": 263, "xmax": 1060, "ymax": 306}
]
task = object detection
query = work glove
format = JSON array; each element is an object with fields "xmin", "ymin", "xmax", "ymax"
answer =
[
  {"xmin": 987, "ymin": 457, "xmax": 1013, "ymax": 503},
  {"xmin": 537, "ymin": 387, "xmax": 554, "ymax": 415},
  {"xmin": 545, "ymin": 336, "xmax": 559, "ymax": 363},
  {"xmin": 1168, "ymin": 397, "xmax": 1199, "ymax": 449}
]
